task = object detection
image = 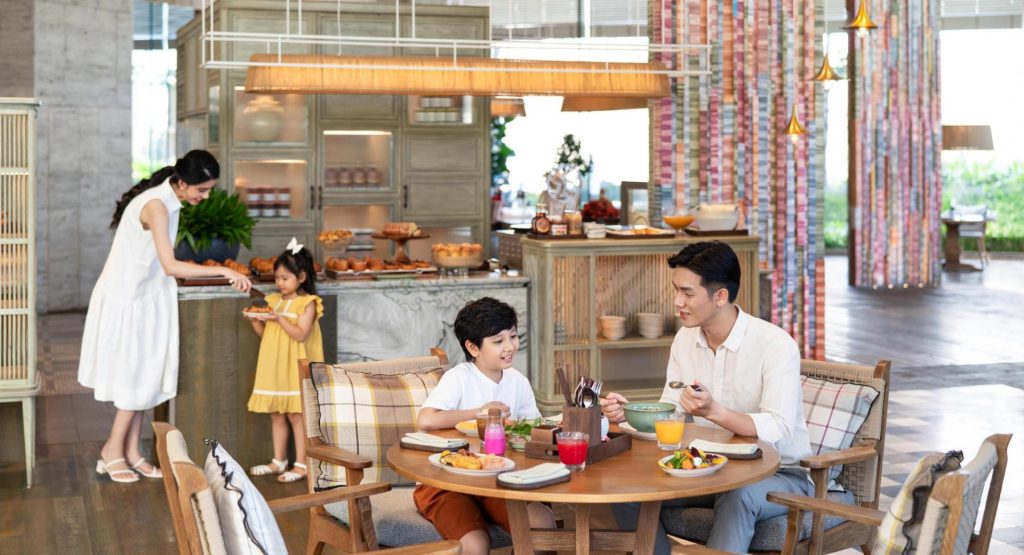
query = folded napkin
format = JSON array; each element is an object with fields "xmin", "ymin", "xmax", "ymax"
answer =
[
  {"xmin": 497, "ymin": 463, "xmax": 569, "ymax": 485},
  {"xmin": 403, "ymin": 432, "xmax": 468, "ymax": 449},
  {"xmin": 689, "ymin": 439, "xmax": 759, "ymax": 456}
]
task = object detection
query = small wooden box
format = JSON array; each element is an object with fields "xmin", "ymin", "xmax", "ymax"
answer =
[
  {"xmin": 561, "ymin": 406, "xmax": 602, "ymax": 446},
  {"xmin": 529, "ymin": 424, "xmax": 561, "ymax": 445},
  {"xmin": 525, "ymin": 432, "xmax": 632, "ymax": 465}
]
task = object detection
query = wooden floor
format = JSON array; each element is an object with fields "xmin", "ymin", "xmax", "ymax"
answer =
[{"xmin": 1, "ymin": 255, "xmax": 1021, "ymax": 554}]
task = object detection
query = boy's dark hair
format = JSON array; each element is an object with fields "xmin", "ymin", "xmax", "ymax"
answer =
[
  {"xmin": 454, "ymin": 297, "xmax": 518, "ymax": 361},
  {"xmin": 274, "ymin": 246, "xmax": 317, "ymax": 295},
  {"xmin": 667, "ymin": 241, "xmax": 741, "ymax": 303}
]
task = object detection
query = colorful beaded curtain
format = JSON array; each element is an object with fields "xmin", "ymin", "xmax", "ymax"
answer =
[
  {"xmin": 651, "ymin": 0, "xmax": 827, "ymax": 358},
  {"xmin": 848, "ymin": 0, "xmax": 942, "ymax": 288}
]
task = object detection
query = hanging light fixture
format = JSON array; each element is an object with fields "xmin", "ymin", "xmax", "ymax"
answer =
[
  {"xmin": 845, "ymin": 0, "xmax": 878, "ymax": 38},
  {"xmin": 814, "ymin": 1, "xmax": 844, "ymax": 90},
  {"xmin": 785, "ymin": 107, "xmax": 806, "ymax": 144},
  {"xmin": 491, "ymin": 96, "xmax": 527, "ymax": 117}
]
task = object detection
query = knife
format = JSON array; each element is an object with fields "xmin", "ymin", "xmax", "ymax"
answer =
[{"xmin": 248, "ymin": 287, "xmax": 269, "ymax": 307}]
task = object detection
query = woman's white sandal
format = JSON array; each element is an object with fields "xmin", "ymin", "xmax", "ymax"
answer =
[
  {"xmin": 96, "ymin": 458, "xmax": 140, "ymax": 483},
  {"xmin": 129, "ymin": 457, "xmax": 163, "ymax": 479},
  {"xmin": 249, "ymin": 458, "xmax": 288, "ymax": 477},
  {"xmin": 277, "ymin": 462, "xmax": 307, "ymax": 483}
]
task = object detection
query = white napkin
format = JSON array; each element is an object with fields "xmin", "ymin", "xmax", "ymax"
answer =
[
  {"xmin": 403, "ymin": 432, "xmax": 468, "ymax": 449},
  {"xmin": 689, "ymin": 439, "xmax": 758, "ymax": 456},
  {"xmin": 498, "ymin": 463, "xmax": 569, "ymax": 485}
]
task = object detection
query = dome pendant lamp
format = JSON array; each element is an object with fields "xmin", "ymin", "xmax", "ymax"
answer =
[
  {"xmin": 845, "ymin": 0, "xmax": 878, "ymax": 38},
  {"xmin": 785, "ymin": 107, "xmax": 806, "ymax": 144}
]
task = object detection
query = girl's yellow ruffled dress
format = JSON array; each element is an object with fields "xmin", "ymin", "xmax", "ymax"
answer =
[{"xmin": 247, "ymin": 293, "xmax": 324, "ymax": 414}]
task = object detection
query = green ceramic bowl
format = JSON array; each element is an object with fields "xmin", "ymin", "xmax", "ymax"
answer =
[{"xmin": 623, "ymin": 402, "xmax": 677, "ymax": 433}]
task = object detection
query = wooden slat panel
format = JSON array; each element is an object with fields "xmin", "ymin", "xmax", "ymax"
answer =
[{"xmin": 0, "ymin": 105, "xmax": 34, "ymax": 389}]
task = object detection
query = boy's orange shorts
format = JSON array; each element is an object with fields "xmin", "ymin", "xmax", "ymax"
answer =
[{"xmin": 413, "ymin": 484, "xmax": 511, "ymax": 539}]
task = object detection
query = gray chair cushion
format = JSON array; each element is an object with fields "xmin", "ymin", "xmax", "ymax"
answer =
[
  {"xmin": 324, "ymin": 486, "xmax": 512, "ymax": 548},
  {"xmin": 662, "ymin": 490, "xmax": 856, "ymax": 552}
]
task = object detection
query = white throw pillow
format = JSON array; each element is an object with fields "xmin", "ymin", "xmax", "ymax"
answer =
[{"xmin": 204, "ymin": 442, "xmax": 286, "ymax": 555}]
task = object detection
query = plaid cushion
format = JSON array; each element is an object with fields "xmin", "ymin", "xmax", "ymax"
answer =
[
  {"xmin": 872, "ymin": 452, "xmax": 955, "ymax": 555},
  {"xmin": 801, "ymin": 376, "xmax": 879, "ymax": 482},
  {"xmin": 311, "ymin": 363, "xmax": 444, "ymax": 489}
]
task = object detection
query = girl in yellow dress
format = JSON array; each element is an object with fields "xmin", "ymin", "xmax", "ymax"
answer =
[{"xmin": 246, "ymin": 239, "xmax": 324, "ymax": 482}]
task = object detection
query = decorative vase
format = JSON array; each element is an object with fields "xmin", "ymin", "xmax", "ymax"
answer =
[
  {"xmin": 243, "ymin": 95, "xmax": 284, "ymax": 142},
  {"xmin": 174, "ymin": 237, "xmax": 241, "ymax": 263}
]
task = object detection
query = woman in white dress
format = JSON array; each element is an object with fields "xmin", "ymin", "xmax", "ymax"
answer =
[{"xmin": 78, "ymin": 150, "xmax": 252, "ymax": 483}]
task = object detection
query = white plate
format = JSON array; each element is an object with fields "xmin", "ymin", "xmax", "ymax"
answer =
[
  {"xmin": 241, "ymin": 310, "xmax": 275, "ymax": 321},
  {"xmin": 658, "ymin": 454, "xmax": 728, "ymax": 477},
  {"xmin": 455, "ymin": 420, "xmax": 478, "ymax": 437},
  {"xmin": 618, "ymin": 421, "xmax": 658, "ymax": 441},
  {"xmin": 428, "ymin": 452, "xmax": 515, "ymax": 476}
]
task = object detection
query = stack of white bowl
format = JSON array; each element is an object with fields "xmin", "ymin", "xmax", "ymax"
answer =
[
  {"xmin": 636, "ymin": 312, "xmax": 664, "ymax": 338},
  {"xmin": 599, "ymin": 315, "xmax": 626, "ymax": 340},
  {"xmin": 584, "ymin": 222, "xmax": 607, "ymax": 239}
]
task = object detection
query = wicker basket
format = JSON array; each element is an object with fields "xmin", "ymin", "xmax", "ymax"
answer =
[{"xmin": 433, "ymin": 252, "xmax": 483, "ymax": 269}]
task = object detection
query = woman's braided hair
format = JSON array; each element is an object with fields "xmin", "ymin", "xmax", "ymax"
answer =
[{"xmin": 110, "ymin": 149, "xmax": 220, "ymax": 229}]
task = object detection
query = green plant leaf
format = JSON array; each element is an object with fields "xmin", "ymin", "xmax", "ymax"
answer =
[{"xmin": 176, "ymin": 189, "xmax": 256, "ymax": 252}]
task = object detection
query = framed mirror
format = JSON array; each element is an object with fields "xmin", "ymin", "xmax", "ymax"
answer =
[{"xmin": 620, "ymin": 181, "xmax": 650, "ymax": 226}]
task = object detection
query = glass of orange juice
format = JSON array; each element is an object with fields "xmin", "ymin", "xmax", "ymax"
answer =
[
  {"xmin": 663, "ymin": 209, "xmax": 695, "ymax": 236},
  {"xmin": 654, "ymin": 413, "xmax": 685, "ymax": 450}
]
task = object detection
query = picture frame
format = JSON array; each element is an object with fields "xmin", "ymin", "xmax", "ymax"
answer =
[{"xmin": 620, "ymin": 181, "xmax": 650, "ymax": 226}]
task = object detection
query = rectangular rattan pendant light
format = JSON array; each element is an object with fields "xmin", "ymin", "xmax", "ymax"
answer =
[{"xmin": 244, "ymin": 54, "xmax": 672, "ymax": 98}]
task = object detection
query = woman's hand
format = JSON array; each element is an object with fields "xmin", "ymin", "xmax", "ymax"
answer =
[
  {"xmin": 221, "ymin": 268, "xmax": 252, "ymax": 292},
  {"xmin": 600, "ymin": 392, "xmax": 629, "ymax": 423}
]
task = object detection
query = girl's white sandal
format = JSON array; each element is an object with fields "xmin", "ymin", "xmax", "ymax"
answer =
[
  {"xmin": 277, "ymin": 462, "xmax": 307, "ymax": 483},
  {"xmin": 249, "ymin": 458, "xmax": 288, "ymax": 476}
]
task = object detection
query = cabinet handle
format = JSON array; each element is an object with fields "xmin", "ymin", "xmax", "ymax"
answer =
[{"xmin": 403, "ymin": 184, "xmax": 409, "ymax": 210}]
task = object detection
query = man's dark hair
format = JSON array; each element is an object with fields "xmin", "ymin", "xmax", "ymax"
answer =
[
  {"xmin": 454, "ymin": 297, "xmax": 519, "ymax": 361},
  {"xmin": 667, "ymin": 241, "xmax": 741, "ymax": 303}
]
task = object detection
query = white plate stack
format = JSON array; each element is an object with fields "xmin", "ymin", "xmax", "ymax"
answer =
[
  {"xmin": 599, "ymin": 315, "xmax": 626, "ymax": 340},
  {"xmin": 637, "ymin": 312, "xmax": 664, "ymax": 339}
]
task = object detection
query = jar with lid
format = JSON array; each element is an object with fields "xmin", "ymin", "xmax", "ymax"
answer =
[
  {"xmin": 277, "ymin": 186, "xmax": 290, "ymax": 203},
  {"xmin": 276, "ymin": 201, "xmax": 291, "ymax": 219},
  {"xmin": 260, "ymin": 204, "xmax": 278, "ymax": 218},
  {"xmin": 563, "ymin": 209, "xmax": 583, "ymax": 236},
  {"xmin": 247, "ymin": 202, "xmax": 262, "ymax": 219},
  {"xmin": 338, "ymin": 167, "xmax": 352, "ymax": 186},
  {"xmin": 531, "ymin": 203, "xmax": 551, "ymax": 235},
  {"xmin": 352, "ymin": 163, "xmax": 367, "ymax": 186},
  {"xmin": 366, "ymin": 165, "xmax": 380, "ymax": 186}
]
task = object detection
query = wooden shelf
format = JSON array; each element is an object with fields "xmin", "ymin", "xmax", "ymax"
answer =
[
  {"xmin": 597, "ymin": 335, "xmax": 675, "ymax": 349},
  {"xmin": 552, "ymin": 343, "xmax": 592, "ymax": 352}
]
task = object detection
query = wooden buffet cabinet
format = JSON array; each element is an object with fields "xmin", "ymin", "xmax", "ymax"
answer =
[
  {"xmin": 175, "ymin": 1, "xmax": 492, "ymax": 260},
  {"xmin": 522, "ymin": 235, "xmax": 760, "ymax": 413}
]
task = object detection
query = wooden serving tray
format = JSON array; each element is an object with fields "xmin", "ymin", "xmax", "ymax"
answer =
[
  {"xmin": 177, "ymin": 276, "xmax": 231, "ymax": 286},
  {"xmin": 525, "ymin": 432, "xmax": 632, "ymax": 465}
]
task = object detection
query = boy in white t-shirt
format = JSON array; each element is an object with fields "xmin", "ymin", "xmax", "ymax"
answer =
[{"xmin": 414, "ymin": 297, "xmax": 555, "ymax": 555}]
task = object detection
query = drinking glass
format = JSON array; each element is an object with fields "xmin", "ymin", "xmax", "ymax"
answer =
[
  {"xmin": 663, "ymin": 208, "xmax": 695, "ymax": 236},
  {"xmin": 654, "ymin": 413, "xmax": 685, "ymax": 451},
  {"xmin": 556, "ymin": 432, "xmax": 590, "ymax": 472}
]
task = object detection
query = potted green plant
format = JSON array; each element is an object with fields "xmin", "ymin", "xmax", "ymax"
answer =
[{"xmin": 174, "ymin": 189, "xmax": 257, "ymax": 262}]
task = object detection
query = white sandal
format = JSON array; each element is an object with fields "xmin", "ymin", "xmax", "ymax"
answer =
[
  {"xmin": 278, "ymin": 462, "xmax": 307, "ymax": 483},
  {"xmin": 250, "ymin": 458, "xmax": 288, "ymax": 477},
  {"xmin": 96, "ymin": 458, "xmax": 140, "ymax": 484},
  {"xmin": 129, "ymin": 457, "xmax": 163, "ymax": 479}
]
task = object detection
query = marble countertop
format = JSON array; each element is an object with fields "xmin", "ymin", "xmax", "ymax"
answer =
[{"xmin": 178, "ymin": 273, "xmax": 530, "ymax": 300}]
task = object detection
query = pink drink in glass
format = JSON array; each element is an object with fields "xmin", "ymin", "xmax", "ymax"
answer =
[{"xmin": 557, "ymin": 432, "xmax": 590, "ymax": 471}]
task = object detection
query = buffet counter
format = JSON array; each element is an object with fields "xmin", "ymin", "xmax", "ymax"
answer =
[{"xmin": 171, "ymin": 273, "xmax": 530, "ymax": 464}]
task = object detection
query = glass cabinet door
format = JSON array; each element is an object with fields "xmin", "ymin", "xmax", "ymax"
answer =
[
  {"xmin": 407, "ymin": 95, "xmax": 476, "ymax": 126},
  {"xmin": 233, "ymin": 88, "xmax": 309, "ymax": 146},
  {"xmin": 234, "ymin": 159, "xmax": 309, "ymax": 222},
  {"xmin": 322, "ymin": 130, "xmax": 394, "ymax": 192}
]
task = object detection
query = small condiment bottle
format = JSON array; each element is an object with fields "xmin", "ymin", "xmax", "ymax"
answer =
[
  {"xmin": 531, "ymin": 203, "xmax": 551, "ymax": 235},
  {"xmin": 483, "ymin": 408, "xmax": 506, "ymax": 456}
]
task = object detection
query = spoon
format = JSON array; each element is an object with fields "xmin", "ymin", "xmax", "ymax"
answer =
[{"xmin": 669, "ymin": 381, "xmax": 702, "ymax": 392}]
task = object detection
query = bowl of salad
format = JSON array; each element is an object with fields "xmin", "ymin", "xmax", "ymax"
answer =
[{"xmin": 658, "ymin": 447, "xmax": 728, "ymax": 477}]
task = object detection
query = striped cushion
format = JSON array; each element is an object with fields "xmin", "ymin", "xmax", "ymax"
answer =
[
  {"xmin": 872, "ymin": 452, "xmax": 952, "ymax": 555},
  {"xmin": 801, "ymin": 376, "xmax": 879, "ymax": 482},
  {"xmin": 311, "ymin": 362, "xmax": 444, "ymax": 488}
]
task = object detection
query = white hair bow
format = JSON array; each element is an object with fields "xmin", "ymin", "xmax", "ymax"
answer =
[{"xmin": 286, "ymin": 237, "xmax": 303, "ymax": 255}]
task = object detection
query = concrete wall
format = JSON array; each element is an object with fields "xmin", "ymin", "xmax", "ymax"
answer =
[
  {"xmin": 0, "ymin": 0, "xmax": 35, "ymax": 97},
  {"xmin": 32, "ymin": 0, "xmax": 133, "ymax": 311}
]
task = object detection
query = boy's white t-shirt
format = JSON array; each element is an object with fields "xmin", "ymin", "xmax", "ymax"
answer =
[{"xmin": 421, "ymin": 361, "xmax": 541, "ymax": 419}]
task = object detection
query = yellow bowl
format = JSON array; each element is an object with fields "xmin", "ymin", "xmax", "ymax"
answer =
[{"xmin": 663, "ymin": 215, "xmax": 695, "ymax": 230}]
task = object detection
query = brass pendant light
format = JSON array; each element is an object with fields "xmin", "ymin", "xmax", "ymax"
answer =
[
  {"xmin": 785, "ymin": 107, "xmax": 806, "ymax": 143},
  {"xmin": 845, "ymin": 0, "xmax": 878, "ymax": 38},
  {"xmin": 814, "ymin": 53, "xmax": 841, "ymax": 82}
]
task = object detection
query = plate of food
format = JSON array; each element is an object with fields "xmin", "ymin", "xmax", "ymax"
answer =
[
  {"xmin": 455, "ymin": 420, "xmax": 478, "ymax": 437},
  {"xmin": 606, "ymin": 225, "xmax": 675, "ymax": 239},
  {"xmin": 658, "ymin": 447, "xmax": 728, "ymax": 477},
  {"xmin": 618, "ymin": 421, "xmax": 658, "ymax": 441},
  {"xmin": 428, "ymin": 450, "xmax": 515, "ymax": 476},
  {"xmin": 242, "ymin": 306, "xmax": 275, "ymax": 320}
]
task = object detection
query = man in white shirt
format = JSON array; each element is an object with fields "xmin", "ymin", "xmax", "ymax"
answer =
[{"xmin": 601, "ymin": 241, "xmax": 814, "ymax": 554}]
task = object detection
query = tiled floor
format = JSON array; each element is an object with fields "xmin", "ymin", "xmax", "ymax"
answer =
[{"xmin": 4, "ymin": 256, "xmax": 1023, "ymax": 553}]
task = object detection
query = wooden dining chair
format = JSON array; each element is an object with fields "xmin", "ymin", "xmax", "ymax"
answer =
[
  {"xmin": 153, "ymin": 421, "xmax": 460, "ymax": 555},
  {"xmin": 768, "ymin": 433, "xmax": 1012, "ymax": 555},
  {"xmin": 664, "ymin": 359, "xmax": 891, "ymax": 554}
]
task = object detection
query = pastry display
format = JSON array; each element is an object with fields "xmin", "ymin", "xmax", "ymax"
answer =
[
  {"xmin": 325, "ymin": 256, "xmax": 433, "ymax": 274},
  {"xmin": 318, "ymin": 229, "xmax": 354, "ymax": 248},
  {"xmin": 249, "ymin": 256, "xmax": 276, "ymax": 274},
  {"xmin": 181, "ymin": 258, "xmax": 251, "ymax": 276},
  {"xmin": 382, "ymin": 222, "xmax": 420, "ymax": 238},
  {"xmin": 431, "ymin": 243, "xmax": 484, "ymax": 269}
]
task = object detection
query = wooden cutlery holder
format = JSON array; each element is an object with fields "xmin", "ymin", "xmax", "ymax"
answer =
[
  {"xmin": 561, "ymin": 406, "xmax": 602, "ymax": 446},
  {"xmin": 525, "ymin": 406, "xmax": 632, "ymax": 464}
]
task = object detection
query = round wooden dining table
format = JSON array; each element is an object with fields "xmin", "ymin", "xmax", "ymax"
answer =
[{"xmin": 387, "ymin": 424, "xmax": 780, "ymax": 554}]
